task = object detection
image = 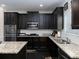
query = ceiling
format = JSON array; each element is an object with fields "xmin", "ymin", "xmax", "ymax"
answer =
[{"xmin": 0, "ymin": 0, "xmax": 65, "ymax": 11}]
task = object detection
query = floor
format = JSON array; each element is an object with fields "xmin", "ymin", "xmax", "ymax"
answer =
[{"xmin": 26, "ymin": 49, "xmax": 57, "ymax": 59}]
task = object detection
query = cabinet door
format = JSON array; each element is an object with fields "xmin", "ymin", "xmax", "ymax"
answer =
[
  {"xmin": 49, "ymin": 15, "xmax": 56, "ymax": 29},
  {"xmin": 72, "ymin": 0, "xmax": 79, "ymax": 29},
  {"xmin": 52, "ymin": 7, "xmax": 63, "ymax": 29},
  {"xmin": 43, "ymin": 14, "xmax": 52, "ymax": 29},
  {"xmin": 53, "ymin": 13, "xmax": 57, "ymax": 29},
  {"xmin": 57, "ymin": 8, "xmax": 63, "ymax": 29},
  {"xmin": 18, "ymin": 14, "xmax": 28, "ymax": 29},
  {"xmin": 39, "ymin": 37, "xmax": 48, "ymax": 49},
  {"xmin": 18, "ymin": 13, "xmax": 39, "ymax": 29},
  {"xmin": 28, "ymin": 13, "xmax": 39, "ymax": 22},
  {"xmin": 4, "ymin": 12, "xmax": 10, "ymax": 25},
  {"xmin": 48, "ymin": 38, "xmax": 58, "ymax": 57},
  {"xmin": 39, "ymin": 14, "xmax": 44, "ymax": 29},
  {"xmin": 39, "ymin": 14, "xmax": 52, "ymax": 29},
  {"xmin": 4, "ymin": 12, "xmax": 18, "ymax": 25}
]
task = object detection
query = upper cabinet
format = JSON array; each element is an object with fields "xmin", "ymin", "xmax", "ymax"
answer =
[
  {"xmin": 39, "ymin": 14, "xmax": 53, "ymax": 29},
  {"xmin": 72, "ymin": 0, "xmax": 79, "ymax": 29},
  {"xmin": 18, "ymin": 12, "xmax": 40, "ymax": 29},
  {"xmin": 52, "ymin": 7, "xmax": 64, "ymax": 29},
  {"xmin": 18, "ymin": 14, "xmax": 28, "ymax": 29},
  {"xmin": 4, "ymin": 12, "xmax": 18, "ymax": 25},
  {"xmin": 4, "ymin": 9, "xmax": 64, "ymax": 30},
  {"xmin": 18, "ymin": 12, "xmax": 53, "ymax": 29},
  {"xmin": 27, "ymin": 11, "xmax": 40, "ymax": 22}
]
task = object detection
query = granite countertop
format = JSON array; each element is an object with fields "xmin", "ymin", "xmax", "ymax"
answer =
[
  {"xmin": 49, "ymin": 36, "xmax": 79, "ymax": 59},
  {"xmin": 0, "ymin": 41, "xmax": 27, "ymax": 54}
]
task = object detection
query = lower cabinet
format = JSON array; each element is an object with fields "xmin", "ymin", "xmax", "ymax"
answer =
[
  {"xmin": 48, "ymin": 38, "xmax": 72, "ymax": 59},
  {"xmin": 47, "ymin": 38, "xmax": 58, "ymax": 58},
  {"xmin": 17, "ymin": 37, "xmax": 48, "ymax": 50}
]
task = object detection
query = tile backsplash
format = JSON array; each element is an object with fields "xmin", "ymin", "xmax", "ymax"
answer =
[{"xmin": 20, "ymin": 30, "xmax": 53, "ymax": 36}]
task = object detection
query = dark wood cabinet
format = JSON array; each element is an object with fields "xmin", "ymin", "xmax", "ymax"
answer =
[
  {"xmin": 47, "ymin": 38, "xmax": 58, "ymax": 57},
  {"xmin": 18, "ymin": 12, "xmax": 54, "ymax": 29},
  {"xmin": 18, "ymin": 13, "xmax": 40, "ymax": 29},
  {"xmin": 72, "ymin": 0, "xmax": 79, "ymax": 29},
  {"xmin": 39, "ymin": 14, "xmax": 53, "ymax": 29},
  {"xmin": 27, "ymin": 12, "xmax": 40, "ymax": 22},
  {"xmin": 52, "ymin": 7, "xmax": 63, "ymax": 29},
  {"xmin": 17, "ymin": 37, "xmax": 48, "ymax": 49},
  {"xmin": 18, "ymin": 14, "xmax": 28, "ymax": 29},
  {"xmin": 4, "ymin": 12, "xmax": 18, "ymax": 25},
  {"xmin": 16, "ymin": 37, "xmax": 33, "ymax": 49},
  {"xmin": 4, "ymin": 10, "xmax": 63, "ymax": 29}
]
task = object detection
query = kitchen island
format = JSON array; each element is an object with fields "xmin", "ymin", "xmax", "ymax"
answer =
[{"xmin": 0, "ymin": 42, "xmax": 27, "ymax": 59}]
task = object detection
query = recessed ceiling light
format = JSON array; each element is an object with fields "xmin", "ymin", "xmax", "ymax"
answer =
[
  {"xmin": 1, "ymin": 4, "xmax": 6, "ymax": 7},
  {"xmin": 40, "ymin": 4, "xmax": 43, "ymax": 7}
]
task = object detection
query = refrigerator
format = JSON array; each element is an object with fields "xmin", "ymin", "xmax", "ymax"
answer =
[{"xmin": 4, "ymin": 25, "xmax": 17, "ymax": 41}]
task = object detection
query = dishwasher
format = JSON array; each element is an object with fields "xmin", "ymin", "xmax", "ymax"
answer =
[{"xmin": 58, "ymin": 48, "xmax": 70, "ymax": 59}]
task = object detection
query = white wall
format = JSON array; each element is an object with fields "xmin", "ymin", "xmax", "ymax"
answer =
[
  {"xmin": 61, "ymin": 0, "xmax": 79, "ymax": 45},
  {"xmin": 0, "ymin": 7, "xmax": 4, "ymax": 41}
]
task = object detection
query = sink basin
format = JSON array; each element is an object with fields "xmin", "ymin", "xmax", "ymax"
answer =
[{"xmin": 54, "ymin": 38, "xmax": 70, "ymax": 44}]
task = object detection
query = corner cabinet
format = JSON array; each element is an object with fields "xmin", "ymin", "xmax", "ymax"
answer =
[
  {"xmin": 39, "ymin": 14, "xmax": 53, "ymax": 29},
  {"xmin": 72, "ymin": 0, "xmax": 79, "ymax": 29},
  {"xmin": 52, "ymin": 7, "xmax": 64, "ymax": 29}
]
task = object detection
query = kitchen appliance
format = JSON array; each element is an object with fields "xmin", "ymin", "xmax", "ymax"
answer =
[
  {"xmin": 27, "ymin": 22, "xmax": 38, "ymax": 29},
  {"xmin": 58, "ymin": 48, "xmax": 69, "ymax": 59},
  {"xmin": 4, "ymin": 25, "xmax": 17, "ymax": 41}
]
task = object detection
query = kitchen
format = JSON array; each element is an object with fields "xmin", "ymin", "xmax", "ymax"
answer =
[{"xmin": 0, "ymin": 0, "xmax": 79, "ymax": 59}]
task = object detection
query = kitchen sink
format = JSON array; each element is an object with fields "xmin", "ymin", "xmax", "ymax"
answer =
[{"xmin": 54, "ymin": 38, "xmax": 71, "ymax": 44}]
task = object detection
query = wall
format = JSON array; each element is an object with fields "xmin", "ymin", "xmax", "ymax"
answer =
[
  {"xmin": 0, "ymin": 7, "xmax": 4, "ymax": 41},
  {"xmin": 61, "ymin": 0, "xmax": 79, "ymax": 45}
]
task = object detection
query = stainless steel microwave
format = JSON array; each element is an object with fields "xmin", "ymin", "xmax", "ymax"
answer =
[{"xmin": 27, "ymin": 22, "xmax": 38, "ymax": 29}]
